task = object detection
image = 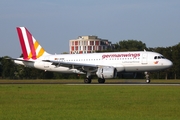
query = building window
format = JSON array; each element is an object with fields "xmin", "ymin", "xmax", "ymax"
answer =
[
  {"xmin": 99, "ymin": 46, "xmax": 101, "ymax": 51},
  {"xmin": 90, "ymin": 41, "xmax": 94, "ymax": 45},
  {"xmin": 75, "ymin": 41, "xmax": 78, "ymax": 45},
  {"xmin": 88, "ymin": 46, "xmax": 91, "ymax": 50},
  {"xmin": 95, "ymin": 41, "xmax": 99, "ymax": 45},
  {"xmin": 75, "ymin": 46, "xmax": 78, "ymax": 50},
  {"xmin": 71, "ymin": 46, "xmax": 74, "ymax": 50},
  {"xmin": 84, "ymin": 41, "xmax": 86, "ymax": 45},
  {"xmin": 84, "ymin": 46, "xmax": 86, "ymax": 50}
]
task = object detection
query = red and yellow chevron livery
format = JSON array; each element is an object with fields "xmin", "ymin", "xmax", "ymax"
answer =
[{"xmin": 16, "ymin": 27, "xmax": 48, "ymax": 60}]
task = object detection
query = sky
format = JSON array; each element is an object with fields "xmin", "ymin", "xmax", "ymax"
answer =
[{"xmin": 0, "ymin": 0, "xmax": 180, "ymax": 57}]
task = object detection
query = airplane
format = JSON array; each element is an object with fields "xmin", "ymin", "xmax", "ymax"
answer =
[{"xmin": 12, "ymin": 27, "xmax": 173, "ymax": 83}]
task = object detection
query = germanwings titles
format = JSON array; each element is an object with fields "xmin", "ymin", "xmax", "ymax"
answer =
[
  {"xmin": 102, "ymin": 53, "xmax": 140, "ymax": 59},
  {"xmin": 12, "ymin": 27, "xmax": 173, "ymax": 83}
]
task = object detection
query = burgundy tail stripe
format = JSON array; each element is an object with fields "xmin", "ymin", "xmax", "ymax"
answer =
[
  {"xmin": 16, "ymin": 28, "xmax": 28, "ymax": 59},
  {"xmin": 25, "ymin": 28, "xmax": 36, "ymax": 59}
]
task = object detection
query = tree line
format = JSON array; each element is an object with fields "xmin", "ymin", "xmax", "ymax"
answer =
[{"xmin": 0, "ymin": 40, "xmax": 179, "ymax": 80}]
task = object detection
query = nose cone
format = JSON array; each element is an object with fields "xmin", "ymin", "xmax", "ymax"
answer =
[{"xmin": 166, "ymin": 59, "xmax": 173, "ymax": 68}]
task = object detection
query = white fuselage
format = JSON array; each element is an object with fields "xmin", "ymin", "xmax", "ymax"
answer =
[{"xmin": 14, "ymin": 51, "xmax": 173, "ymax": 74}]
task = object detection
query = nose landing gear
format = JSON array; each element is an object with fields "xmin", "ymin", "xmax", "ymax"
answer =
[{"xmin": 145, "ymin": 72, "xmax": 151, "ymax": 83}]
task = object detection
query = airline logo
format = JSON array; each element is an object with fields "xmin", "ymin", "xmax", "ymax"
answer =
[
  {"xmin": 102, "ymin": 53, "xmax": 140, "ymax": 59},
  {"xmin": 154, "ymin": 61, "xmax": 159, "ymax": 64},
  {"xmin": 16, "ymin": 27, "xmax": 45, "ymax": 60}
]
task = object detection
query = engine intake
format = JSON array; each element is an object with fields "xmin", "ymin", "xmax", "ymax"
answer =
[{"xmin": 96, "ymin": 66, "xmax": 117, "ymax": 79}]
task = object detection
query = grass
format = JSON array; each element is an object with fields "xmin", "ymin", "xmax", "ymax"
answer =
[{"xmin": 0, "ymin": 83, "xmax": 180, "ymax": 120}]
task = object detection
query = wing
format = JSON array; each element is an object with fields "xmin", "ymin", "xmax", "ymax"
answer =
[{"xmin": 43, "ymin": 60, "xmax": 103, "ymax": 72}]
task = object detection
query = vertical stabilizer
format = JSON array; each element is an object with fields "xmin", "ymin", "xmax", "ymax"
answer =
[{"xmin": 16, "ymin": 27, "xmax": 49, "ymax": 60}]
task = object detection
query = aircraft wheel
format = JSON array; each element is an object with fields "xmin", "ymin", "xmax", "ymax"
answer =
[
  {"xmin": 84, "ymin": 78, "xmax": 91, "ymax": 83},
  {"xmin": 98, "ymin": 78, "xmax": 105, "ymax": 83},
  {"xmin": 146, "ymin": 79, "xmax": 150, "ymax": 83}
]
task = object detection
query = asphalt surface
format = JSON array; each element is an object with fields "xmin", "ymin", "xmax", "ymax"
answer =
[{"xmin": 0, "ymin": 81, "xmax": 180, "ymax": 85}]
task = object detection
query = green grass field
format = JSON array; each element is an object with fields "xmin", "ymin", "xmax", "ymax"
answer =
[{"xmin": 0, "ymin": 80, "xmax": 180, "ymax": 120}]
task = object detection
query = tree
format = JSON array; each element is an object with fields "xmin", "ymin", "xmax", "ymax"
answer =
[
  {"xmin": 0, "ymin": 57, "xmax": 2, "ymax": 78},
  {"xmin": 115, "ymin": 40, "xmax": 147, "ymax": 51},
  {"xmin": 1, "ymin": 57, "xmax": 16, "ymax": 79},
  {"xmin": 170, "ymin": 43, "xmax": 180, "ymax": 79}
]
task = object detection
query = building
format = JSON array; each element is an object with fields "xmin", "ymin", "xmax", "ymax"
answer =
[{"xmin": 69, "ymin": 35, "xmax": 112, "ymax": 54}]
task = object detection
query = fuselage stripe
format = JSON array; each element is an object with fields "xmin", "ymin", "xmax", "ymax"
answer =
[
  {"xmin": 34, "ymin": 41, "xmax": 39, "ymax": 50},
  {"xmin": 28, "ymin": 52, "xmax": 33, "ymax": 59},
  {"xmin": 16, "ymin": 28, "xmax": 28, "ymax": 60},
  {"xmin": 37, "ymin": 48, "xmax": 45, "ymax": 58},
  {"xmin": 25, "ymin": 28, "xmax": 37, "ymax": 59}
]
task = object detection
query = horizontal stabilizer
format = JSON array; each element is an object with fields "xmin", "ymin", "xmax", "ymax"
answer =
[{"xmin": 7, "ymin": 57, "xmax": 35, "ymax": 63}]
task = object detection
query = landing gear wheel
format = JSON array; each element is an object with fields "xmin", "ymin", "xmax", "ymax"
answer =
[
  {"xmin": 146, "ymin": 79, "xmax": 151, "ymax": 83},
  {"xmin": 84, "ymin": 78, "xmax": 92, "ymax": 83},
  {"xmin": 144, "ymin": 72, "xmax": 150, "ymax": 83},
  {"xmin": 98, "ymin": 78, "xmax": 105, "ymax": 83}
]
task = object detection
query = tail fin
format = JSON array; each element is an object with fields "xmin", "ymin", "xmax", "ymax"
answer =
[{"xmin": 16, "ymin": 27, "xmax": 49, "ymax": 60}]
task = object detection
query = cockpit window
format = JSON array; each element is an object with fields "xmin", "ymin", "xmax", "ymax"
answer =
[{"xmin": 154, "ymin": 56, "xmax": 165, "ymax": 59}]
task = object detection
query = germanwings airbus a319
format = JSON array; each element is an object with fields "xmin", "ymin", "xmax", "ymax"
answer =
[{"xmin": 13, "ymin": 27, "xmax": 173, "ymax": 83}]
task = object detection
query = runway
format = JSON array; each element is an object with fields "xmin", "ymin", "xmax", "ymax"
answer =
[
  {"xmin": 66, "ymin": 83, "xmax": 180, "ymax": 86},
  {"xmin": 0, "ymin": 79, "xmax": 180, "ymax": 85}
]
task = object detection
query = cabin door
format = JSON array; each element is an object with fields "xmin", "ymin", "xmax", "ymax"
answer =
[{"xmin": 141, "ymin": 53, "xmax": 148, "ymax": 64}]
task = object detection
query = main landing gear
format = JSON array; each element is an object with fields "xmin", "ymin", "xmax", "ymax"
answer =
[
  {"xmin": 84, "ymin": 76, "xmax": 105, "ymax": 84},
  {"xmin": 84, "ymin": 71, "xmax": 106, "ymax": 84},
  {"xmin": 145, "ymin": 72, "xmax": 151, "ymax": 83},
  {"xmin": 84, "ymin": 77, "xmax": 92, "ymax": 83},
  {"xmin": 98, "ymin": 78, "xmax": 105, "ymax": 83},
  {"xmin": 84, "ymin": 72, "xmax": 92, "ymax": 83}
]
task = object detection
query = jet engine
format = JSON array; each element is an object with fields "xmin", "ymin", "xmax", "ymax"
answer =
[{"xmin": 96, "ymin": 66, "xmax": 117, "ymax": 79}]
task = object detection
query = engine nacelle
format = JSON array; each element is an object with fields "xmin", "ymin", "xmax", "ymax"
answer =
[{"xmin": 96, "ymin": 66, "xmax": 117, "ymax": 79}]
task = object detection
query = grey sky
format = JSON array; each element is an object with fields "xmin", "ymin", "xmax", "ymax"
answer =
[{"xmin": 0, "ymin": 0, "xmax": 180, "ymax": 57}]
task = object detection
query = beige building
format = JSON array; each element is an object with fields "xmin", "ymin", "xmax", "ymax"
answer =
[{"xmin": 69, "ymin": 36, "xmax": 112, "ymax": 54}]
